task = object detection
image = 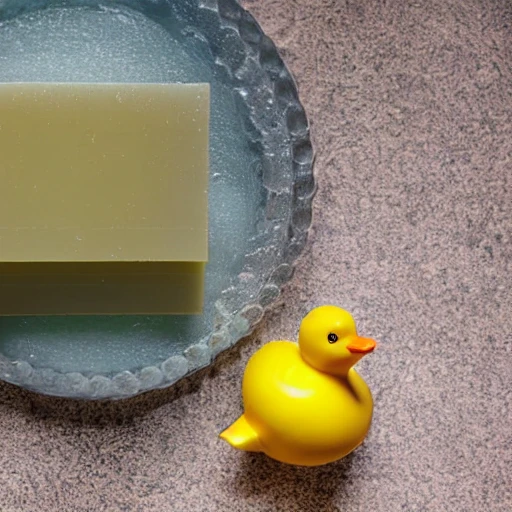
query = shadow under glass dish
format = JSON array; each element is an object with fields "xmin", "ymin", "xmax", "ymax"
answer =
[{"xmin": 0, "ymin": 0, "xmax": 314, "ymax": 398}]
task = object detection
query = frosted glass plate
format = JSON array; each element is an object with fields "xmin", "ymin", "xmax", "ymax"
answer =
[{"xmin": 0, "ymin": 0, "xmax": 315, "ymax": 399}]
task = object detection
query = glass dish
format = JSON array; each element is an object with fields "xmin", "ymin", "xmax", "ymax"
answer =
[{"xmin": 0, "ymin": 0, "xmax": 315, "ymax": 399}]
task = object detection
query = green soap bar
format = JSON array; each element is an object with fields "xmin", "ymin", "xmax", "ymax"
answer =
[
  {"xmin": 0, "ymin": 263, "xmax": 204, "ymax": 316},
  {"xmin": 0, "ymin": 82, "xmax": 210, "ymax": 315}
]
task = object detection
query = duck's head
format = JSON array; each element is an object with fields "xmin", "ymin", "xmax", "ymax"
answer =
[{"xmin": 298, "ymin": 305, "xmax": 377, "ymax": 377}]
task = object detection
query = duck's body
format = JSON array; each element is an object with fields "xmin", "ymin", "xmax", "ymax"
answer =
[{"xmin": 220, "ymin": 306, "xmax": 377, "ymax": 466}]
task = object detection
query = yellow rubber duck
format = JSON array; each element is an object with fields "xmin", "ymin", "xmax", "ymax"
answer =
[{"xmin": 220, "ymin": 305, "xmax": 377, "ymax": 466}]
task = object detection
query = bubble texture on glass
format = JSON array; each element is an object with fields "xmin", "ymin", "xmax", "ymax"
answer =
[{"xmin": 0, "ymin": 0, "xmax": 315, "ymax": 399}]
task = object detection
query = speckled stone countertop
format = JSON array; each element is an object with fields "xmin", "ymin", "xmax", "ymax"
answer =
[{"xmin": 0, "ymin": 0, "xmax": 511, "ymax": 510}]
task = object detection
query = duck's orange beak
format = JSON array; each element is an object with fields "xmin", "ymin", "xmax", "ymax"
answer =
[{"xmin": 347, "ymin": 336, "xmax": 377, "ymax": 354}]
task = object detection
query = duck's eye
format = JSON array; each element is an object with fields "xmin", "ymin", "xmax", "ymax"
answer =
[{"xmin": 327, "ymin": 333, "xmax": 338, "ymax": 344}]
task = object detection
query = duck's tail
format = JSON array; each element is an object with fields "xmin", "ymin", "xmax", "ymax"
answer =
[{"xmin": 219, "ymin": 414, "xmax": 263, "ymax": 452}]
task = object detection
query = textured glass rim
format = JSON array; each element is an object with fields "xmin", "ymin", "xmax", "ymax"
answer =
[{"xmin": 0, "ymin": 0, "xmax": 316, "ymax": 399}]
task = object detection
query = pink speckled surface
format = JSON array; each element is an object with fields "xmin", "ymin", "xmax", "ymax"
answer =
[{"xmin": 1, "ymin": 0, "xmax": 511, "ymax": 510}]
